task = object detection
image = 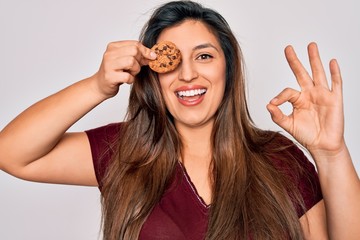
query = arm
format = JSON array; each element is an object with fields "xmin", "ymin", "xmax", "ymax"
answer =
[
  {"xmin": 267, "ymin": 42, "xmax": 360, "ymax": 239},
  {"xmin": 0, "ymin": 41, "xmax": 156, "ymax": 185}
]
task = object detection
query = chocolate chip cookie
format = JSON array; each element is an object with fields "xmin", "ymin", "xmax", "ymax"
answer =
[{"xmin": 149, "ymin": 41, "xmax": 181, "ymax": 73}]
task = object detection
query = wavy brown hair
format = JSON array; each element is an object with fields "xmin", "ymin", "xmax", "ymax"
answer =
[{"xmin": 101, "ymin": 1, "xmax": 312, "ymax": 239}]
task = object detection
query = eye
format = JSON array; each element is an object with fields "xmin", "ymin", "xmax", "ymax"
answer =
[{"xmin": 196, "ymin": 54, "xmax": 213, "ymax": 60}]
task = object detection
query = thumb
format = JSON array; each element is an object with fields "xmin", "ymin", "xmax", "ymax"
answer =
[{"xmin": 139, "ymin": 45, "xmax": 157, "ymax": 66}]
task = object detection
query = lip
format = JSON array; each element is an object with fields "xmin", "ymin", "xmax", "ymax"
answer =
[
  {"xmin": 174, "ymin": 85, "xmax": 207, "ymax": 92},
  {"xmin": 174, "ymin": 85, "xmax": 207, "ymax": 106}
]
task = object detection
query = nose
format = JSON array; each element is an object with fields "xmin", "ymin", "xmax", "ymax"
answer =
[{"xmin": 178, "ymin": 59, "xmax": 198, "ymax": 82}]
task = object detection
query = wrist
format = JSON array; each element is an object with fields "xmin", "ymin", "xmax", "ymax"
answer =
[
  {"xmin": 86, "ymin": 74, "xmax": 118, "ymax": 102},
  {"xmin": 309, "ymin": 140, "xmax": 347, "ymax": 162},
  {"xmin": 310, "ymin": 142, "xmax": 353, "ymax": 173}
]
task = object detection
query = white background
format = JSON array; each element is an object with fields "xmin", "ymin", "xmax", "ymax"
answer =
[{"xmin": 0, "ymin": 0, "xmax": 359, "ymax": 239}]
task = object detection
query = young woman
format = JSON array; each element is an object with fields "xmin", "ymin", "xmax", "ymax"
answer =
[{"xmin": 0, "ymin": 1, "xmax": 359, "ymax": 239}]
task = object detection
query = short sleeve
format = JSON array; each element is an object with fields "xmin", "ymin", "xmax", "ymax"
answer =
[
  {"xmin": 290, "ymin": 144, "xmax": 323, "ymax": 217},
  {"xmin": 270, "ymin": 135, "xmax": 323, "ymax": 218},
  {"xmin": 85, "ymin": 122, "xmax": 122, "ymax": 190}
]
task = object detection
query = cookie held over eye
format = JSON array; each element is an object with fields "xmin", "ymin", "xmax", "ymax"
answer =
[{"xmin": 149, "ymin": 41, "xmax": 182, "ymax": 73}]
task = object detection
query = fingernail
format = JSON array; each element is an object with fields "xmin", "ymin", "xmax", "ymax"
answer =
[
  {"xmin": 270, "ymin": 98, "xmax": 278, "ymax": 104},
  {"xmin": 150, "ymin": 51, "xmax": 157, "ymax": 59}
]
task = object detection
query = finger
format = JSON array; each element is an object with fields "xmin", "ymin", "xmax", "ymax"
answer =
[
  {"xmin": 106, "ymin": 41, "xmax": 156, "ymax": 66},
  {"xmin": 103, "ymin": 56, "xmax": 137, "ymax": 83},
  {"xmin": 103, "ymin": 45, "xmax": 151, "ymax": 77},
  {"xmin": 267, "ymin": 88, "xmax": 301, "ymax": 132},
  {"xmin": 136, "ymin": 43, "xmax": 157, "ymax": 66},
  {"xmin": 103, "ymin": 51, "xmax": 141, "ymax": 76},
  {"xmin": 106, "ymin": 71, "xmax": 135, "ymax": 85},
  {"xmin": 116, "ymin": 56, "xmax": 142, "ymax": 76},
  {"xmin": 285, "ymin": 45, "xmax": 313, "ymax": 89},
  {"xmin": 119, "ymin": 43, "xmax": 157, "ymax": 66},
  {"xmin": 266, "ymin": 103, "xmax": 292, "ymax": 132},
  {"xmin": 329, "ymin": 59, "xmax": 343, "ymax": 94},
  {"xmin": 117, "ymin": 72, "xmax": 136, "ymax": 84},
  {"xmin": 308, "ymin": 42, "xmax": 329, "ymax": 89},
  {"xmin": 270, "ymin": 87, "xmax": 301, "ymax": 106}
]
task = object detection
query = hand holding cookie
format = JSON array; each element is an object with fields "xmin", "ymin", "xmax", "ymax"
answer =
[
  {"xmin": 149, "ymin": 41, "xmax": 182, "ymax": 73},
  {"xmin": 93, "ymin": 40, "xmax": 157, "ymax": 98}
]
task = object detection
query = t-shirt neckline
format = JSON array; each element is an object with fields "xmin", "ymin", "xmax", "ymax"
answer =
[{"xmin": 177, "ymin": 161, "xmax": 211, "ymax": 209}]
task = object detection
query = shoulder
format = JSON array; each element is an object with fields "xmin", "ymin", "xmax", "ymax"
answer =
[
  {"xmin": 262, "ymin": 132, "xmax": 310, "ymax": 167},
  {"xmin": 85, "ymin": 122, "xmax": 123, "ymax": 140},
  {"xmin": 264, "ymin": 132, "xmax": 323, "ymax": 216},
  {"xmin": 85, "ymin": 122, "xmax": 123, "ymax": 161},
  {"xmin": 263, "ymin": 131, "xmax": 317, "ymax": 185}
]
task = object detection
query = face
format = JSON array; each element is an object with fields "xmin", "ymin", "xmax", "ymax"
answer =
[{"xmin": 157, "ymin": 20, "xmax": 226, "ymax": 130}]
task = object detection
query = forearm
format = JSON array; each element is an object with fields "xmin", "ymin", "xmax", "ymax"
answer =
[
  {"xmin": 311, "ymin": 145, "xmax": 360, "ymax": 239},
  {"xmin": 0, "ymin": 76, "xmax": 107, "ymax": 173}
]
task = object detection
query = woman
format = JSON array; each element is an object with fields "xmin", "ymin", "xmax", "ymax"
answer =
[{"xmin": 0, "ymin": 1, "xmax": 359, "ymax": 239}]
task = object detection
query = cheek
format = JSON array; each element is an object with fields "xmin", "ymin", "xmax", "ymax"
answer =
[
  {"xmin": 205, "ymin": 66, "xmax": 226, "ymax": 90},
  {"xmin": 213, "ymin": 68, "xmax": 227, "ymax": 102},
  {"xmin": 158, "ymin": 74, "xmax": 176, "ymax": 104},
  {"xmin": 158, "ymin": 71, "xmax": 175, "ymax": 89},
  {"xmin": 218, "ymin": 64, "xmax": 227, "ymax": 92}
]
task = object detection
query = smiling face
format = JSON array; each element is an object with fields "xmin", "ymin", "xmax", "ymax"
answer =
[{"xmin": 157, "ymin": 20, "xmax": 226, "ymax": 130}]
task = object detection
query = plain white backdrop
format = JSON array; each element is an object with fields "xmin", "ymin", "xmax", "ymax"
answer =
[{"xmin": 0, "ymin": 0, "xmax": 359, "ymax": 239}]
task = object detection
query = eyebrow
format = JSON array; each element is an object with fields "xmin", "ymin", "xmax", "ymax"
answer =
[{"xmin": 193, "ymin": 43, "xmax": 220, "ymax": 52}]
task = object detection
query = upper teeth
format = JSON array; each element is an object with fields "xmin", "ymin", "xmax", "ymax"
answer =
[{"xmin": 177, "ymin": 89, "xmax": 206, "ymax": 97}]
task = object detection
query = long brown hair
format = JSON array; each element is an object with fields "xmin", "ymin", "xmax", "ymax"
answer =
[{"xmin": 101, "ymin": 1, "xmax": 309, "ymax": 239}]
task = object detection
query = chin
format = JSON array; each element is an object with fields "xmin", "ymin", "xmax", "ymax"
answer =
[{"xmin": 175, "ymin": 116, "xmax": 213, "ymax": 128}]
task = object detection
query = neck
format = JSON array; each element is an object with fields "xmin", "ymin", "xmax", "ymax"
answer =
[
  {"xmin": 175, "ymin": 120, "xmax": 214, "ymax": 205},
  {"xmin": 176, "ymin": 120, "xmax": 213, "ymax": 165}
]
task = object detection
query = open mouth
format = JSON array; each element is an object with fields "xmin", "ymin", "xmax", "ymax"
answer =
[{"xmin": 175, "ymin": 89, "xmax": 207, "ymax": 101}]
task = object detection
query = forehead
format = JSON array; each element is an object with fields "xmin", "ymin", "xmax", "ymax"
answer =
[{"xmin": 157, "ymin": 20, "xmax": 221, "ymax": 51}]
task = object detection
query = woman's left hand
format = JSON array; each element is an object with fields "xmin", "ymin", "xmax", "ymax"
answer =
[{"xmin": 267, "ymin": 42, "xmax": 345, "ymax": 158}]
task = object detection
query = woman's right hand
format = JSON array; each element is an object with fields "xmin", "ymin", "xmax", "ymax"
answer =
[
  {"xmin": 91, "ymin": 41, "xmax": 157, "ymax": 99},
  {"xmin": 0, "ymin": 40, "xmax": 156, "ymax": 185}
]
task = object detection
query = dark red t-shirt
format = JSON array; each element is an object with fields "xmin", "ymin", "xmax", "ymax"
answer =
[{"xmin": 86, "ymin": 123, "xmax": 322, "ymax": 240}]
